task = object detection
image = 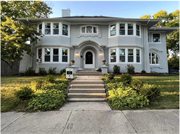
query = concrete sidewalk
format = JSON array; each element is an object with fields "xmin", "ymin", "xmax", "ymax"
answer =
[{"xmin": 1, "ymin": 102, "xmax": 179, "ymax": 134}]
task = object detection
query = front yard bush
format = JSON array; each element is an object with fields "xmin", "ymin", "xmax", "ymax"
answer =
[
  {"xmin": 14, "ymin": 86, "xmax": 34, "ymax": 100},
  {"xmin": 48, "ymin": 67, "xmax": 56, "ymax": 75},
  {"xmin": 113, "ymin": 65, "xmax": 120, "ymax": 74},
  {"xmin": 61, "ymin": 72, "xmax": 66, "ymax": 78},
  {"xmin": 39, "ymin": 68, "xmax": 47, "ymax": 75},
  {"xmin": 120, "ymin": 74, "xmax": 132, "ymax": 84},
  {"xmin": 31, "ymin": 79, "xmax": 43, "ymax": 91},
  {"xmin": 45, "ymin": 75, "xmax": 55, "ymax": 83},
  {"xmin": 27, "ymin": 83, "xmax": 67, "ymax": 111},
  {"xmin": 105, "ymin": 73, "xmax": 115, "ymax": 80},
  {"xmin": 131, "ymin": 79, "xmax": 143, "ymax": 92},
  {"xmin": 60, "ymin": 68, "xmax": 66, "ymax": 75},
  {"xmin": 139, "ymin": 83, "xmax": 160, "ymax": 100},
  {"xmin": 25, "ymin": 67, "xmax": 35, "ymax": 76},
  {"xmin": 108, "ymin": 87, "xmax": 149, "ymax": 110},
  {"xmin": 126, "ymin": 64, "xmax": 135, "ymax": 74}
]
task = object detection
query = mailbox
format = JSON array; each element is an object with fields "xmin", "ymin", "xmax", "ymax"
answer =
[{"xmin": 66, "ymin": 68, "xmax": 73, "ymax": 79}]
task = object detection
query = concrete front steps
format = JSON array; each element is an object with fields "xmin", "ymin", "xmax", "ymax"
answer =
[
  {"xmin": 74, "ymin": 69, "xmax": 103, "ymax": 76},
  {"xmin": 67, "ymin": 69, "xmax": 106, "ymax": 102}
]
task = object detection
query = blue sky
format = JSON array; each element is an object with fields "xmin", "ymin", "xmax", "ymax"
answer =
[{"xmin": 46, "ymin": 1, "xmax": 179, "ymax": 18}]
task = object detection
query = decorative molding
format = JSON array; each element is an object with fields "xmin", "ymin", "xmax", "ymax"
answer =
[{"xmin": 149, "ymin": 48, "xmax": 163, "ymax": 52}]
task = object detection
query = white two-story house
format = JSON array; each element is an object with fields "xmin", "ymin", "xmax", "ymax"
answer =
[{"xmin": 18, "ymin": 9, "xmax": 178, "ymax": 73}]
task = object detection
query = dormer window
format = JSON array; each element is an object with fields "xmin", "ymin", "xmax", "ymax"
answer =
[{"xmin": 81, "ymin": 25, "xmax": 98, "ymax": 34}]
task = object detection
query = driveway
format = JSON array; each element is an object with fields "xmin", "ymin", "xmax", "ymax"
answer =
[{"xmin": 1, "ymin": 102, "xmax": 179, "ymax": 134}]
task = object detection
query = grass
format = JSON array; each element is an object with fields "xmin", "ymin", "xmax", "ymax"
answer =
[
  {"xmin": 114, "ymin": 75, "xmax": 179, "ymax": 109},
  {"xmin": 1, "ymin": 76, "xmax": 70, "ymax": 112}
]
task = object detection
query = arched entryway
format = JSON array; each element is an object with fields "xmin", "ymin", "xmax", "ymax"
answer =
[{"xmin": 84, "ymin": 50, "xmax": 95, "ymax": 68}]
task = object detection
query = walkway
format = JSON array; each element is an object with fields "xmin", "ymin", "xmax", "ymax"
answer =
[{"xmin": 1, "ymin": 108, "xmax": 179, "ymax": 134}]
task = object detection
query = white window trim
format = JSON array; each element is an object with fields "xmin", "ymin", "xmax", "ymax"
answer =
[
  {"xmin": 119, "ymin": 23, "xmax": 126, "ymax": 36},
  {"xmin": 109, "ymin": 48, "xmax": 118, "ymax": 64},
  {"xmin": 36, "ymin": 47, "xmax": 70, "ymax": 64},
  {"xmin": 44, "ymin": 22, "xmax": 52, "ymax": 35},
  {"xmin": 149, "ymin": 52, "xmax": 159, "ymax": 65},
  {"xmin": 109, "ymin": 47, "xmax": 141, "ymax": 64},
  {"xmin": 80, "ymin": 25, "xmax": 99, "ymax": 34},
  {"xmin": 109, "ymin": 23, "xmax": 117, "ymax": 37},
  {"xmin": 152, "ymin": 33, "xmax": 161, "ymax": 43},
  {"xmin": 44, "ymin": 47, "xmax": 51, "ymax": 62},
  {"xmin": 61, "ymin": 47, "xmax": 70, "ymax": 63},
  {"xmin": 52, "ymin": 23, "xmax": 60, "ymax": 35},
  {"xmin": 62, "ymin": 23, "xmax": 70, "ymax": 37}
]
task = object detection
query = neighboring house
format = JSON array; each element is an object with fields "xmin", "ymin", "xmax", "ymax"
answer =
[{"xmin": 18, "ymin": 9, "xmax": 178, "ymax": 73}]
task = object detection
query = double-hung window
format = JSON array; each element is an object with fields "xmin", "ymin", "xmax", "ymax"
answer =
[
  {"xmin": 110, "ymin": 24, "xmax": 116, "ymax": 36},
  {"xmin": 136, "ymin": 24, "xmax": 140, "ymax": 36},
  {"xmin": 45, "ymin": 23, "xmax": 51, "ymax": 35},
  {"xmin": 110, "ymin": 49, "xmax": 116, "ymax": 62},
  {"xmin": 38, "ymin": 24, "xmax": 42, "ymax": 34},
  {"xmin": 128, "ymin": 49, "xmax": 134, "ymax": 62},
  {"xmin": 53, "ymin": 23, "xmax": 59, "ymax": 35},
  {"xmin": 62, "ymin": 48, "xmax": 68, "ymax": 62},
  {"xmin": 53, "ymin": 49, "xmax": 59, "ymax": 62},
  {"xmin": 119, "ymin": 24, "xmax": 125, "ymax": 35},
  {"xmin": 62, "ymin": 24, "xmax": 68, "ymax": 36},
  {"xmin": 149, "ymin": 53, "xmax": 159, "ymax": 64},
  {"xmin": 128, "ymin": 24, "xmax": 133, "ymax": 35},
  {"xmin": 37, "ymin": 48, "xmax": 42, "ymax": 62},
  {"xmin": 153, "ymin": 34, "xmax": 160, "ymax": 42},
  {"xmin": 44, "ymin": 48, "xmax": 51, "ymax": 62},
  {"xmin": 136, "ymin": 49, "xmax": 140, "ymax": 62},
  {"xmin": 119, "ymin": 49, "xmax": 125, "ymax": 62}
]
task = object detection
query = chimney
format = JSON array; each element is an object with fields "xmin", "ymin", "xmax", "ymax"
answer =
[{"xmin": 62, "ymin": 9, "xmax": 71, "ymax": 17}]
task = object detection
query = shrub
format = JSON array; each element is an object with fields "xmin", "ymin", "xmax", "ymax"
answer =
[
  {"xmin": 31, "ymin": 79, "xmax": 43, "ymax": 91},
  {"xmin": 14, "ymin": 86, "xmax": 34, "ymax": 100},
  {"xmin": 39, "ymin": 68, "xmax": 47, "ymax": 75},
  {"xmin": 27, "ymin": 83, "xmax": 67, "ymax": 111},
  {"xmin": 126, "ymin": 64, "xmax": 135, "ymax": 74},
  {"xmin": 107, "ymin": 82, "xmax": 124, "ymax": 91},
  {"xmin": 120, "ymin": 74, "xmax": 132, "ymax": 84},
  {"xmin": 141, "ymin": 70, "xmax": 146, "ymax": 73},
  {"xmin": 113, "ymin": 65, "xmax": 120, "ymax": 74},
  {"xmin": 48, "ymin": 67, "xmax": 56, "ymax": 75},
  {"xmin": 61, "ymin": 72, "xmax": 66, "ymax": 79},
  {"xmin": 131, "ymin": 79, "xmax": 143, "ymax": 92},
  {"xmin": 106, "ymin": 78, "xmax": 121, "ymax": 83},
  {"xmin": 60, "ymin": 68, "xmax": 66, "ymax": 75},
  {"xmin": 108, "ymin": 87, "xmax": 149, "ymax": 110},
  {"xmin": 25, "ymin": 67, "xmax": 35, "ymax": 76},
  {"xmin": 139, "ymin": 83, "xmax": 160, "ymax": 100},
  {"xmin": 105, "ymin": 73, "xmax": 115, "ymax": 80},
  {"xmin": 45, "ymin": 75, "xmax": 55, "ymax": 83}
]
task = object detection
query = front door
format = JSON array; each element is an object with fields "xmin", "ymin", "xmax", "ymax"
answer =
[{"xmin": 84, "ymin": 51, "xmax": 94, "ymax": 68}]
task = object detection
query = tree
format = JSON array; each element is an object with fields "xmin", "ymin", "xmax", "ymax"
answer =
[
  {"xmin": 140, "ymin": 10, "xmax": 179, "ymax": 55},
  {"xmin": 1, "ymin": 1, "xmax": 52, "ymax": 73},
  {"xmin": 140, "ymin": 15, "xmax": 151, "ymax": 19}
]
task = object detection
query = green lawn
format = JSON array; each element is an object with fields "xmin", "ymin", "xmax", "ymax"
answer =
[
  {"xmin": 1, "ymin": 76, "xmax": 68, "ymax": 112},
  {"xmin": 114, "ymin": 75, "xmax": 179, "ymax": 109}
]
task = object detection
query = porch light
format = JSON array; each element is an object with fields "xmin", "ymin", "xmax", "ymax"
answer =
[
  {"xmin": 75, "ymin": 53, "xmax": 80, "ymax": 57},
  {"xmin": 99, "ymin": 53, "xmax": 104, "ymax": 56}
]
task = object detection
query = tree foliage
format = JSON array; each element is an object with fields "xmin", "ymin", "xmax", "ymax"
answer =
[
  {"xmin": 140, "ymin": 10, "xmax": 179, "ymax": 54},
  {"xmin": 1, "ymin": 1, "xmax": 52, "ymax": 65},
  {"xmin": 140, "ymin": 15, "xmax": 151, "ymax": 19}
]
